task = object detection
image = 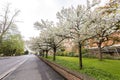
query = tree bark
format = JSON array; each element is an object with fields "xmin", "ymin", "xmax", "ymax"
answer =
[
  {"xmin": 53, "ymin": 47, "xmax": 56, "ymax": 61},
  {"xmin": 78, "ymin": 42, "xmax": 82, "ymax": 69},
  {"xmin": 45, "ymin": 50, "xmax": 48, "ymax": 58},
  {"xmin": 0, "ymin": 36, "xmax": 3, "ymax": 46},
  {"xmin": 39, "ymin": 51, "xmax": 42, "ymax": 56},
  {"xmin": 98, "ymin": 43, "xmax": 102, "ymax": 60},
  {"xmin": 42, "ymin": 50, "xmax": 45, "ymax": 57}
]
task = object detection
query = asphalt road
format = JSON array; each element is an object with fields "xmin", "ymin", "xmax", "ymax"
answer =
[
  {"xmin": 0, "ymin": 55, "xmax": 65, "ymax": 80},
  {"xmin": 0, "ymin": 55, "xmax": 28, "ymax": 78}
]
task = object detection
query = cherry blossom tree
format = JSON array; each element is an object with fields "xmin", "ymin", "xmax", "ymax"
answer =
[
  {"xmin": 27, "ymin": 36, "xmax": 48, "ymax": 57},
  {"xmin": 34, "ymin": 20, "xmax": 66, "ymax": 61},
  {"xmin": 56, "ymin": 0, "xmax": 100, "ymax": 69},
  {"xmin": 88, "ymin": 0, "xmax": 120, "ymax": 60},
  {"xmin": 30, "ymin": 0, "xmax": 119, "ymax": 69}
]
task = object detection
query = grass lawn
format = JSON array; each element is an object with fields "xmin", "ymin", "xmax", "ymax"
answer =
[{"xmin": 47, "ymin": 56, "xmax": 120, "ymax": 80}]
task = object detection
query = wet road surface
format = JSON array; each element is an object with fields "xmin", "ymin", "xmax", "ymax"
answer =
[{"xmin": 0, "ymin": 55, "xmax": 65, "ymax": 80}]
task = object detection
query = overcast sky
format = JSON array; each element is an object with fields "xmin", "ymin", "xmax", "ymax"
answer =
[{"xmin": 0, "ymin": 0, "xmax": 108, "ymax": 40}]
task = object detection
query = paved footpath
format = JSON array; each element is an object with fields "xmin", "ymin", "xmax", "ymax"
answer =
[{"xmin": 3, "ymin": 55, "xmax": 65, "ymax": 80}]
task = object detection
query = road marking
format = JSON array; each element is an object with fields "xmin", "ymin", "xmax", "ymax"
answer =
[{"xmin": 0, "ymin": 58, "xmax": 28, "ymax": 80}]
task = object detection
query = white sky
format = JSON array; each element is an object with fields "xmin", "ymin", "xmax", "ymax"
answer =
[{"xmin": 0, "ymin": 0, "xmax": 108, "ymax": 40}]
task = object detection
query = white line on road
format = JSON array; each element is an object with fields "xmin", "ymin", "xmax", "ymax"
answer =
[{"xmin": 0, "ymin": 58, "xmax": 28, "ymax": 80}]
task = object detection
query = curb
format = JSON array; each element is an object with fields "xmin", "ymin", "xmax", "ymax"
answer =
[{"xmin": 40, "ymin": 57, "xmax": 93, "ymax": 80}]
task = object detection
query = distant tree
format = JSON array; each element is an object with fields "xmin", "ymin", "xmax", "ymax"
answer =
[
  {"xmin": 24, "ymin": 50, "xmax": 29, "ymax": 55},
  {"xmin": 28, "ymin": 37, "xmax": 51, "ymax": 58},
  {"xmin": 0, "ymin": 34, "xmax": 24, "ymax": 56},
  {"xmin": 0, "ymin": 19, "xmax": 24, "ymax": 56},
  {"xmin": 34, "ymin": 20, "xmax": 66, "ymax": 61},
  {"xmin": 0, "ymin": 4, "xmax": 20, "ymax": 45}
]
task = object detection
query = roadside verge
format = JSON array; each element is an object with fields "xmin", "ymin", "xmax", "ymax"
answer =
[{"xmin": 40, "ymin": 57, "xmax": 94, "ymax": 80}]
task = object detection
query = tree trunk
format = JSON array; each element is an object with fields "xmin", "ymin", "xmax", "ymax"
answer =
[
  {"xmin": 98, "ymin": 43, "xmax": 102, "ymax": 60},
  {"xmin": 53, "ymin": 47, "xmax": 56, "ymax": 61},
  {"xmin": 42, "ymin": 50, "xmax": 45, "ymax": 57},
  {"xmin": 45, "ymin": 50, "xmax": 48, "ymax": 58},
  {"xmin": 78, "ymin": 42, "xmax": 82, "ymax": 69},
  {"xmin": 39, "ymin": 51, "xmax": 42, "ymax": 56},
  {"xmin": 0, "ymin": 36, "xmax": 2, "ymax": 47}
]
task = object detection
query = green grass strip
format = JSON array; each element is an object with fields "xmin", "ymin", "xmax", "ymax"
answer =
[{"xmin": 46, "ymin": 56, "xmax": 120, "ymax": 80}]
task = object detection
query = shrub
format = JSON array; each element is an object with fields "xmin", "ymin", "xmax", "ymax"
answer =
[
  {"xmin": 82, "ymin": 53, "xmax": 97, "ymax": 58},
  {"xmin": 82, "ymin": 48, "xmax": 88, "ymax": 54}
]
